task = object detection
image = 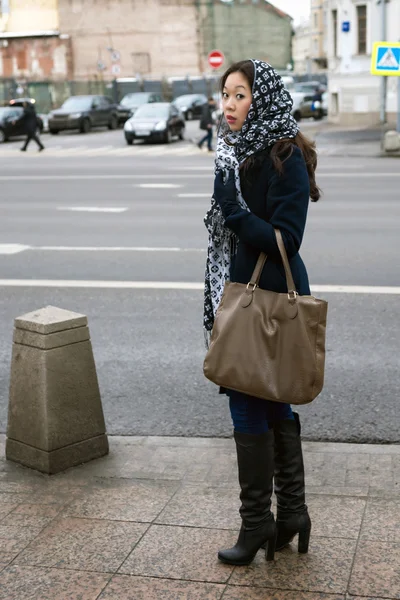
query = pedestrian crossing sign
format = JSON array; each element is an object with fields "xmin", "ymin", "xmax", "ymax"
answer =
[{"xmin": 371, "ymin": 42, "xmax": 400, "ymax": 76}]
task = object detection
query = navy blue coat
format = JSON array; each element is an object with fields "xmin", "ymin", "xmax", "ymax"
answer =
[{"xmin": 225, "ymin": 145, "xmax": 311, "ymax": 296}]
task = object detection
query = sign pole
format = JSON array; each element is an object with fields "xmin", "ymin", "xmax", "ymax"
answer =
[
  {"xmin": 380, "ymin": 0, "xmax": 387, "ymax": 124},
  {"xmin": 397, "ymin": 77, "xmax": 400, "ymax": 133}
]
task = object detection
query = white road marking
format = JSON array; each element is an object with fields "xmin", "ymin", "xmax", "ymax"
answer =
[
  {"xmin": 36, "ymin": 246, "xmax": 206, "ymax": 252},
  {"xmin": 57, "ymin": 207, "xmax": 128, "ymax": 213},
  {"xmin": 0, "ymin": 280, "xmax": 205, "ymax": 289},
  {"xmin": 177, "ymin": 166, "xmax": 213, "ymax": 171},
  {"xmin": 138, "ymin": 183, "xmax": 183, "ymax": 189},
  {"xmin": 0, "ymin": 172, "xmax": 398, "ymax": 181},
  {"xmin": 178, "ymin": 193, "xmax": 210, "ymax": 198},
  {"xmin": 317, "ymin": 173, "xmax": 400, "ymax": 178},
  {"xmin": 0, "ymin": 244, "xmax": 31, "ymax": 255},
  {"xmin": 0, "ymin": 280, "xmax": 398, "ymax": 294},
  {"xmin": 311, "ymin": 285, "xmax": 400, "ymax": 294}
]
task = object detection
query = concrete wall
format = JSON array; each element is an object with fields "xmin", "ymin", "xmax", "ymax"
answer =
[
  {"xmin": 200, "ymin": 2, "xmax": 293, "ymax": 73},
  {"xmin": 0, "ymin": 0, "xmax": 59, "ymax": 33},
  {"xmin": 58, "ymin": 0, "xmax": 199, "ymax": 80},
  {"xmin": 326, "ymin": 0, "xmax": 400, "ymax": 126}
]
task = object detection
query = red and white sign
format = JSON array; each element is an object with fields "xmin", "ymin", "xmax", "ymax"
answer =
[{"xmin": 208, "ymin": 50, "xmax": 225, "ymax": 70}]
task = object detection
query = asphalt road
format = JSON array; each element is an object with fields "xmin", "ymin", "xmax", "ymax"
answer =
[{"xmin": 0, "ymin": 123, "xmax": 399, "ymax": 443}]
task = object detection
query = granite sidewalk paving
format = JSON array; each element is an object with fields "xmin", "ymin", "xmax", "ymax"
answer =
[{"xmin": 0, "ymin": 433, "xmax": 399, "ymax": 600}]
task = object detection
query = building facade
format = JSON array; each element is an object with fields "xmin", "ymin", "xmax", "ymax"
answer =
[
  {"xmin": 198, "ymin": 0, "xmax": 293, "ymax": 73},
  {"xmin": 293, "ymin": 0, "xmax": 328, "ymax": 77},
  {"xmin": 310, "ymin": 0, "xmax": 328, "ymax": 72},
  {"xmin": 0, "ymin": 0, "xmax": 72, "ymax": 79},
  {"xmin": 325, "ymin": 0, "xmax": 400, "ymax": 125},
  {"xmin": 1, "ymin": 0, "xmax": 294, "ymax": 82},
  {"xmin": 58, "ymin": 0, "xmax": 199, "ymax": 80},
  {"xmin": 292, "ymin": 20, "xmax": 311, "ymax": 75}
]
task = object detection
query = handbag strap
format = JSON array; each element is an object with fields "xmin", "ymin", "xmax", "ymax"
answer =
[
  {"xmin": 248, "ymin": 253, "xmax": 268, "ymax": 287},
  {"xmin": 248, "ymin": 228, "xmax": 296, "ymax": 294},
  {"xmin": 274, "ymin": 229, "xmax": 296, "ymax": 293}
]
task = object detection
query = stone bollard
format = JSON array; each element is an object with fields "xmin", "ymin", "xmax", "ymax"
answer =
[
  {"xmin": 6, "ymin": 306, "xmax": 109, "ymax": 474},
  {"xmin": 382, "ymin": 130, "xmax": 400, "ymax": 153}
]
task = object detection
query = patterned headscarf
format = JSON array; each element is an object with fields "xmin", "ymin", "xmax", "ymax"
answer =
[{"xmin": 203, "ymin": 60, "xmax": 299, "ymax": 344}]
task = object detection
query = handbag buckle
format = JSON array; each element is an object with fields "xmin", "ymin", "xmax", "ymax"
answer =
[
  {"xmin": 246, "ymin": 282, "xmax": 257, "ymax": 292},
  {"xmin": 288, "ymin": 290, "xmax": 298, "ymax": 301}
]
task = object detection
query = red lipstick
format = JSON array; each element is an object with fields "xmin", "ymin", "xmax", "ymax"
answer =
[{"xmin": 226, "ymin": 116, "xmax": 237, "ymax": 124}]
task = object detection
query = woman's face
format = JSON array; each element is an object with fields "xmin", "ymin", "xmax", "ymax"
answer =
[{"xmin": 222, "ymin": 71, "xmax": 253, "ymax": 132}]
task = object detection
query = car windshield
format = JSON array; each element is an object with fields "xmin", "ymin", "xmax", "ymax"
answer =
[
  {"xmin": 61, "ymin": 97, "xmax": 93, "ymax": 111},
  {"xmin": 0, "ymin": 107, "xmax": 15, "ymax": 117},
  {"xmin": 120, "ymin": 94, "xmax": 150, "ymax": 108},
  {"xmin": 294, "ymin": 83, "xmax": 319, "ymax": 93},
  {"xmin": 173, "ymin": 95, "xmax": 197, "ymax": 106},
  {"xmin": 134, "ymin": 104, "xmax": 169, "ymax": 118}
]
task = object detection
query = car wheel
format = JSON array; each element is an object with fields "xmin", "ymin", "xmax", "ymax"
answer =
[
  {"xmin": 164, "ymin": 129, "xmax": 172, "ymax": 144},
  {"xmin": 186, "ymin": 110, "xmax": 193, "ymax": 121},
  {"xmin": 80, "ymin": 119, "xmax": 91, "ymax": 134},
  {"xmin": 126, "ymin": 137, "xmax": 133, "ymax": 146},
  {"xmin": 0, "ymin": 129, "xmax": 6, "ymax": 143},
  {"xmin": 49, "ymin": 129, "xmax": 59, "ymax": 135},
  {"xmin": 293, "ymin": 111, "xmax": 302, "ymax": 122},
  {"xmin": 313, "ymin": 110, "xmax": 323, "ymax": 121},
  {"xmin": 108, "ymin": 115, "xmax": 118, "ymax": 130},
  {"xmin": 178, "ymin": 128, "xmax": 184, "ymax": 141}
]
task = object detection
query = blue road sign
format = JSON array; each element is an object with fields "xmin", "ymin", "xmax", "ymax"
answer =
[
  {"xmin": 371, "ymin": 42, "xmax": 400, "ymax": 76},
  {"xmin": 342, "ymin": 21, "xmax": 350, "ymax": 33}
]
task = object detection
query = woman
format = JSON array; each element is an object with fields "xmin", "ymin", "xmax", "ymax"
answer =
[{"xmin": 203, "ymin": 60, "xmax": 320, "ymax": 566}]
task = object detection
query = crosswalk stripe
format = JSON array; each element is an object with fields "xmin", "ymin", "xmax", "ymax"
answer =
[{"xmin": 0, "ymin": 144, "xmax": 210, "ymax": 158}]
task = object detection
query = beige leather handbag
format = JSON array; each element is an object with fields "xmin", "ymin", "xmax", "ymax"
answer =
[{"xmin": 203, "ymin": 229, "xmax": 328, "ymax": 405}]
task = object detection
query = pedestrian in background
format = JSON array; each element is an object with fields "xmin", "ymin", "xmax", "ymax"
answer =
[
  {"xmin": 20, "ymin": 101, "xmax": 44, "ymax": 152},
  {"xmin": 203, "ymin": 60, "xmax": 320, "ymax": 566},
  {"xmin": 198, "ymin": 97, "xmax": 216, "ymax": 152}
]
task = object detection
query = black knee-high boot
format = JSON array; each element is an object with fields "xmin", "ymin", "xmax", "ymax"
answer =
[
  {"xmin": 273, "ymin": 412, "xmax": 311, "ymax": 553},
  {"xmin": 218, "ymin": 430, "xmax": 276, "ymax": 566}
]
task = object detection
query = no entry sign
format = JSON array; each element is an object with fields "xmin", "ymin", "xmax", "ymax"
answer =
[{"xmin": 208, "ymin": 50, "xmax": 225, "ymax": 70}]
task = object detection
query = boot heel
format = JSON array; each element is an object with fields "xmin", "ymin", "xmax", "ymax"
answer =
[
  {"xmin": 265, "ymin": 531, "xmax": 276, "ymax": 562},
  {"xmin": 298, "ymin": 527, "xmax": 311, "ymax": 554}
]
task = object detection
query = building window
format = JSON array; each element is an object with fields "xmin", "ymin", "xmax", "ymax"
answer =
[
  {"xmin": 0, "ymin": 0, "xmax": 10, "ymax": 16},
  {"xmin": 332, "ymin": 9, "xmax": 338, "ymax": 57},
  {"xmin": 314, "ymin": 12, "xmax": 318, "ymax": 28},
  {"xmin": 357, "ymin": 5, "xmax": 367, "ymax": 55}
]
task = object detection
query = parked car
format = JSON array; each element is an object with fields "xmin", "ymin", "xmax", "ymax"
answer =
[
  {"xmin": 322, "ymin": 92, "xmax": 328, "ymax": 117},
  {"xmin": 0, "ymin": 105, "xmax": 44, "ymax": 143},
  {"xmin": 0, "ymin": 106, "xmax": 24, "ymax": 143},
  {"xmin": 172, "ymin": 94, "xmax": 207, "ymax": 120},
  {"xmin": 212, "ymin": 92, "xmax": 223, "ymax": 124},
  {"xmin": 8, "ymin": 98, "xmax": 44, "ymax": 132},
  {"xmin": 38, "ymin": 113, "xmax": 49, "ymax": 133},
  {"xmin": 294, "ymin": 81, "xmax": 326, "ymax": 95},
  {"xmin": 124, "ymin": 102, "xmax": 185, "ymax": 144},
  {"xmin": 117, "ymin": 92, "xmax": 164, "ymax": 123},
  {"xmin": 293, "ymin": 93, "xmax": 326, "ymax": 121},
  {"xmin": 48, "ymin": 95, "xmax": 119, "ymax": 134}
]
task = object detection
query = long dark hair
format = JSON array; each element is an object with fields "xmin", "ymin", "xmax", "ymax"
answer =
[{"xmin": 220, "ymin": 60, "xmax": 321, "ymax": 202}]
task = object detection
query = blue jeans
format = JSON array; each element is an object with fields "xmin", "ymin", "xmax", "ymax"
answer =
[
  {"xmin": 228, "ymin": 389, "xmax": 294, "ymax": 434},
  {"xmin": 199, "ymin": 128, "xmax": 213, "ymax": 150}
]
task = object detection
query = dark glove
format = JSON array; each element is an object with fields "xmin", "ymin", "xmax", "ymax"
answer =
[{"xmin": 213, "ymin": 170, "xmax": 241, "ymax": 219}]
